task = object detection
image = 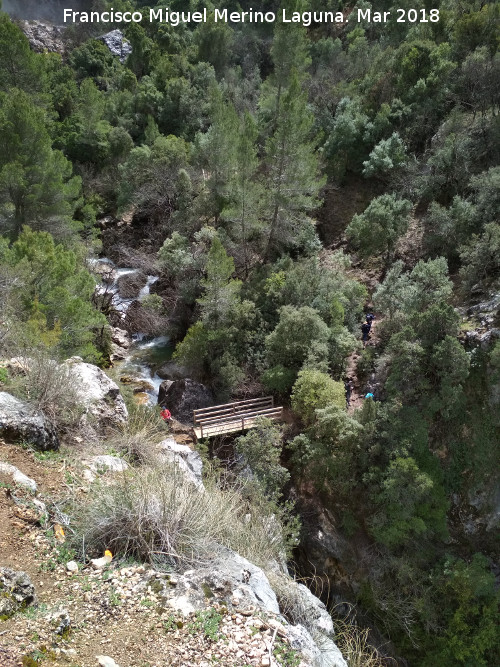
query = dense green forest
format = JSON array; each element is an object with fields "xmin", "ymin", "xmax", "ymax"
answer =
[{"xmin": 0, "ymin": 1, "xmax": 499, "ymax": 664}]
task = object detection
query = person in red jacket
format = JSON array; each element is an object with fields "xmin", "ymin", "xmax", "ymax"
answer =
[{"xmin": 160, "ymin": 407, "xmax": 172, "ymax": 424}]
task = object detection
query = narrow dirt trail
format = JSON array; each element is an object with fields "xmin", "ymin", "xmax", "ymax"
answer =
[{"xmin": 345, "ymin": 317, "xmax": 380, "ymax": 413}]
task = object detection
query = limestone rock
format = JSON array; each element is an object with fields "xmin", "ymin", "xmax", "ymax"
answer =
[
  {"xmin": 97, "ymin": 656, "xmax": 121, "ymax": 667},
  {"xmin": 0, "ymin": 461, "xmax": 37, "ymax": 492},
  {"xmin": 157, "ymin": 378, "xmax": 213, "ymax": 424},
  {"xmin": 0, "ymin": 567, "xmax": 36, "ymax": 619},
  {"xmin": 293, "ymin": 582, "xmax": 335, "ymax": 638},
  {"xmin": 21, "ymin": 20, "xmax": 65, "ymax": 54},
  {"xmin": 160, "ymin": 548, "xmax": 280, "ymax": 616},
  {"xmin": 66, "ymin": 561, "xmax": 78, "ymax": 573},
  {"xmin": 0, "ymin": 392, "xmax": 59, "ymax": 451},
  {"xmin": 110, "ymin": 328, "xmax": 131, "ymax": 349},
  {"xmin": 157, "ymin": 439, "xmax": 203, "ymax": 489},
  {"xmin": 64, "ymin": 358, "xmax": 128, "ymax": 430},
  {"xmin": 98, "ymin": 29, "xmax": 132, "ymax": 63},
  {"xmin": 86, "ymin": 455, "xmax": 129, "ymax": 474},
  {"xmin": 48, "ymin": 608, "xmax": 71, "ymax": 634}
]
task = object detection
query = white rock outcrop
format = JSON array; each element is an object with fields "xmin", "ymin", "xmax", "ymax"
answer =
[
  {"xmin": 64, "ymin": 358, "xmax": 128, "ymax": 430},
  {"xmin": 157, "ymin": 438, "xmax": 204, "ymax": 489}
]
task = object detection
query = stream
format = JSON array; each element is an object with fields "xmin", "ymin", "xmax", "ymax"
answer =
[{"xmin": 90, "ymin": 257, "xmax": 174, "ymax": 405}]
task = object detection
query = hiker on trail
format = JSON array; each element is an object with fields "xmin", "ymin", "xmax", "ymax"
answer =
[
  {"xmin": 160, "ymin": 407, "xmax": 172, "ymax": 424},
  {"xmin": 364, "ymin": 392, "xmax": 374, "ymax": 399},
  {"xmin": 344, "ymin": 378, "xmax": 354, "ymax": 408},
  {"xmin": 366, "ymin": 313, "xmax": 375, "ymax": 328},
  {"xmin": 361, "ymin": 321, "xmax": 371, "ymax": 346}
]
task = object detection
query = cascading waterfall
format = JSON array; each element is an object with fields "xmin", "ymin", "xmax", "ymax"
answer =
[{"xmin": 90, "ymin": 257, "xmax": 173, "ymax": 404}]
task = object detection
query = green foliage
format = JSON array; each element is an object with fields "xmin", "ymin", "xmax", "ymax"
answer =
[
  {"xmin": 198, "ymin": 236, "xmax": 241, "ymax": 327},
  {"xmin": 362, "ymin": 133, "xmax": 407, "ymax": 179},
  {"xmin": 189, "ymin": 607, "xmax": 224, "ymax": 642},
  {"xmin": 346, "ymin": 195, "xmax": 412, "ymax": 261},
  {"xmin": 235, "ymin": 418, "xmax": 289, "ymax": 501},
  {"xmin": 0, "ymin": 14, "xmax": 43, "ymax": 93},
  {"xmin": 459, "ymin": 222, "xmax": 500, "ymax": 291},
  {"xmin": 369, "ymin": 456, "xmax": 448, "ymax": 549},
  {"xmin": 291, "ymin": 369, "xmax": 345, "ymax": 426},
  {"xmin": 2, "ymin": 228, "xmax": 107, "ymax": 360},
  {"xmin": 423, "ymin": 554, "xmax": 500, "ymax": 667},
  {"xmin": 0, "ymin": 90, "xmax": 81, "ymax": 239},
  {"xmin": 265, "ymin": 306, "xmax": 330, "ymax": 375}
]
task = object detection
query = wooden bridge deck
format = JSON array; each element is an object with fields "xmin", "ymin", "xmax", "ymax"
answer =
[{"xmin": 193, "ymin": 397, "xmax": 283, "ymax": 440}]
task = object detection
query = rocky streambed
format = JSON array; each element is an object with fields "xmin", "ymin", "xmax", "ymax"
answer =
[{"xmin": 89, "ymin": 257, "xmax": 175, "ymax": 405}]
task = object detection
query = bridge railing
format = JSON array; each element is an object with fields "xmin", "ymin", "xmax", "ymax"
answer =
[
  {"xmin": 193, "ymin": 396, "xmax": 274, "ymax": 424},
  {"xmin": 193, "ymin": 397, "xmax": 282, "ymax": 439}
]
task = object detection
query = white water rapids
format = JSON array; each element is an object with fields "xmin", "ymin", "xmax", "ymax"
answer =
[{"xmin": 89, "ymin": 257, "xmax": 173, "ymax": 404}]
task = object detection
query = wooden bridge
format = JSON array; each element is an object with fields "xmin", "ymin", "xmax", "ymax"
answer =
[{"xmin": 193, "ymin": 397, "xmax": 283, "ymax": 440}]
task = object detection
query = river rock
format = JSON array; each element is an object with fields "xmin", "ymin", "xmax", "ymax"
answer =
[
  {"xmin": 0, "ymin": 461, "xmax": 37, "ymax": 492},
  {"xmin": 156, "ymin": 361, "xmax": 189, "ymax": 381},
  {"xmin": 157, "ymin": 378, "xmax": 213, "ymax": 424},
  {"xmin": 0, "ymin": 392, "xmax": 59, "ymax": 451},
  {"xmin": 111, "ymin": 328, "xmax": 131, "ymax": 349},
  {"xmin": 64, "ymin": 358, "xmax": 128, "ymax": 430},
  {"xmin": 157, "ymin": 380, "xmax": 173, "ymax": 406},
  {"xmin": 98, "ymin": 29, "xmax": 132, "ymax": 63},
  {"xmin": 0, "ymin": 567, "xmax": 36, "ymax": 618},
  {"xmin": 157, "ymin": 438, "xmax": 204, "ymax": 489},
  {"xmin": 117, "ymin": 270, "xmax": 148, "ymax": 299}
]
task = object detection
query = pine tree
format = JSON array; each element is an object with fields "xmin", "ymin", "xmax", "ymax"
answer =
[
  {"xmin": 196, "ymin": 86, "xmax": 239, "ymax": 222},
  {"xmin": 0, "ymin": 90, "xmax": 81, "ymax": 239},
  {"xmin": 198, "ymin": 236, "xmax": 241, "ymax": 328},
  {"xmin": 223, "ymin": 112, "xmax": 264, "ymax": 277},
  {"xmin": 260, "ymin": 3, "xmax": 324, "ymax": 260},
  {"xmin": 262, "ymin": 72, "xmax": 324, "ymax": 260}
]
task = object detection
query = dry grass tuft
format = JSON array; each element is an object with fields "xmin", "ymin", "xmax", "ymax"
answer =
[
  {"xmin": 72, "ymin": 462, "xmax": 294, "ymax": 571},
  {"xmin": 108, "ymin": 401, "xmax": 167, "ymax": 465},
  {"xmin": 332, "ymin": 606, "xmax": 390, "ymax": 667}
]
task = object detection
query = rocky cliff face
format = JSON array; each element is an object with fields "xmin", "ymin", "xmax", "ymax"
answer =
[{"xmin": 20, "ymin": 20, "xmax": 65, "ymax": 54}]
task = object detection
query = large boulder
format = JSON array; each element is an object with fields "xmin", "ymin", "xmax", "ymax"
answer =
[
  {"xmin": 159, "ymin": 548, "xmax": 280, "ymax": 616},
  {"xmin": 64, "ymin": 358, "xmax": 128, "ymax": 430},
  {"xmin": 0, "ymin": 392, "xmax": 59, "ymax": 451},
  {"xmin": 0, "ymin": 568, "xmax": 36, "ymax": 619},
  {"xmin": 157, "ymin": 378, "xmax": 213, "ymax": 424}
]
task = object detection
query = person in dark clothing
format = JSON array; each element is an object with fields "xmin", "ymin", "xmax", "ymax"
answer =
[
  {"xmin": 366, "ymin": 313, "xmax": 375, "ymax": 328},
  {"xmin": 344, "ymin": 378, "xmax": 354, "ymax": 408},
  {"xmin": 361, "ymin": 321, "xmax": 371, "ymax": 346}
]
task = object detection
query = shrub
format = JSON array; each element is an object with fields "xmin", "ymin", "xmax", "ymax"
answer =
[
  {"xmin": 6, "ymin": 353, "xmax": 82, "ymax": 430},
  {"xmin": 262, "ymin": 364, "xmax": 297, "ymax": 394},
  {"xmin": 291, "ymin": 369, "xmax": 345, "ymax": 425},
  {"xmin": 234, "ymin": 418, "xmax": 289, "ymax": 501},
  {"xmin": 108, "ymin": 401, "xmax": 167, "ymax": 465},
  {"xmin": 71, "ymin": 462, "xmax": 298, "ymax": 571}
]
